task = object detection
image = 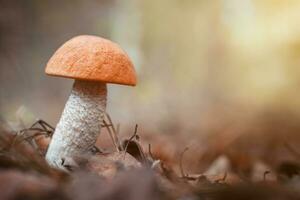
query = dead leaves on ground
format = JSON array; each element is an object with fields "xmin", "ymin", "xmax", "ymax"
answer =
[{"xmin": 0, "ymin": 119, "xmax": 300, "ymax": 200}]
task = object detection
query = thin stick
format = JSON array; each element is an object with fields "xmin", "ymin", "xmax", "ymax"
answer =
[
  {"xmin": 179, "ymin": 147, "xmax": 189, "ymax": 178},
  {"xmin": 102, "ymin": 119, "xmax": 119, "ymax": 152},
  {"xmin": 116, "ymin": 123, "xmax": 122, "ymax": 150},
  {"xmin": 105, "ymin": 113, "xmax": 118, "ymax": 135},
  {"xmin": 30, "ymin": 119, "xmax": 55, "ymax": 131},
  {"xmin": 98, "ymin": 109, "xmax": 119, "ymax": 151},
  {"xmin": 10, "ymin": 119, "xmax": 54, "ymax": 149},
  {"xmin": 116, "ymin": 123, "xmax": 120, "ymax": 135},
  {"xmin": 104, "ymin": 113, "xmax": 122, "ymax": 151},
  {"xmin": 148, "ymin": 143, "xmax": 154, "ymax": 160}
]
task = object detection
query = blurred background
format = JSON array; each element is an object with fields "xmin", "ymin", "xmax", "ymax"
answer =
[{"xmin": 1, "ymin": 0, "xmax": 300, "ymax": 174}]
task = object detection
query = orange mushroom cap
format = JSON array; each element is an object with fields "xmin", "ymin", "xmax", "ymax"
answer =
[{"xmin": 45, "ymin": 35, "xmax": 137, "ymax": 86}]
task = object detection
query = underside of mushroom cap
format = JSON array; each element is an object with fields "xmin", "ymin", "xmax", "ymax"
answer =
[{"xmin": 45, "ymin": 35, "xmax": 137, "ymax": 86}]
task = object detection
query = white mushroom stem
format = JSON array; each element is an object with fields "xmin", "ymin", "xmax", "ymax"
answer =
[{"xmin": 46, "ymin": 80, "xmax": 107, "ymax": 169}]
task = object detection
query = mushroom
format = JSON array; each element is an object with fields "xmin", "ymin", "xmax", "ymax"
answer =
[{"xmin": 44, "ymin": 35, "xmax": 137, "ymax": 169}]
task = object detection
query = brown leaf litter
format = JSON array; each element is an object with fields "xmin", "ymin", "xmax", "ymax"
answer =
[{"xmin": 0, "ymin": 114, "xmax": 300, "ymax": 200}]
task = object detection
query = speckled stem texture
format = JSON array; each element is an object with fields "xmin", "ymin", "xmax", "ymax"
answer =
[{"xmin": 46, "ymin": 80, "xmax": 107, "ymax": 168}]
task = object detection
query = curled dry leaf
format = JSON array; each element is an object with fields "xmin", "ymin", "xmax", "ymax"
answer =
[{"xmin": 121, "ymin": 139, "xmax": 148, "ymax": 164}]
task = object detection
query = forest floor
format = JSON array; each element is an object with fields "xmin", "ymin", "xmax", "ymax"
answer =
[{"xmin": 0, "ymin": 108, "xmax": 299, "ymax": 200}]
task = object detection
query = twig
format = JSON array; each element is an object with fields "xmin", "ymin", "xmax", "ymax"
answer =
[
  {"xmin": 179, "ymin": 147, "xmax": 189, "ymax": 178},
  {"xmin": 102, "ymin": 119, "xmax": 119, "ymax": 152},
  {"xmin": 104, "ymin": 113, "xmax": 122, "ymax": 150},
  {"xmin": 116, "ymin": 123, "xmax": 120, "ymax": 135},
  {"xmin": 104, "ymin": 113, "xmax": 117, "ymax": 136},
  {"xmin": 9, "ymin": 119, "xmax": 54, "ymax": 151},
  {"xmin": 30, "ymin": 119, "xmax": 55, "ymax": 131},
  {"xmin": 148, "ymin": 143, "xmax": 155, "ymax": 160},
  {"xmin": 11, "ymin": 126, "xmax": 52, "ymax": 147}
]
